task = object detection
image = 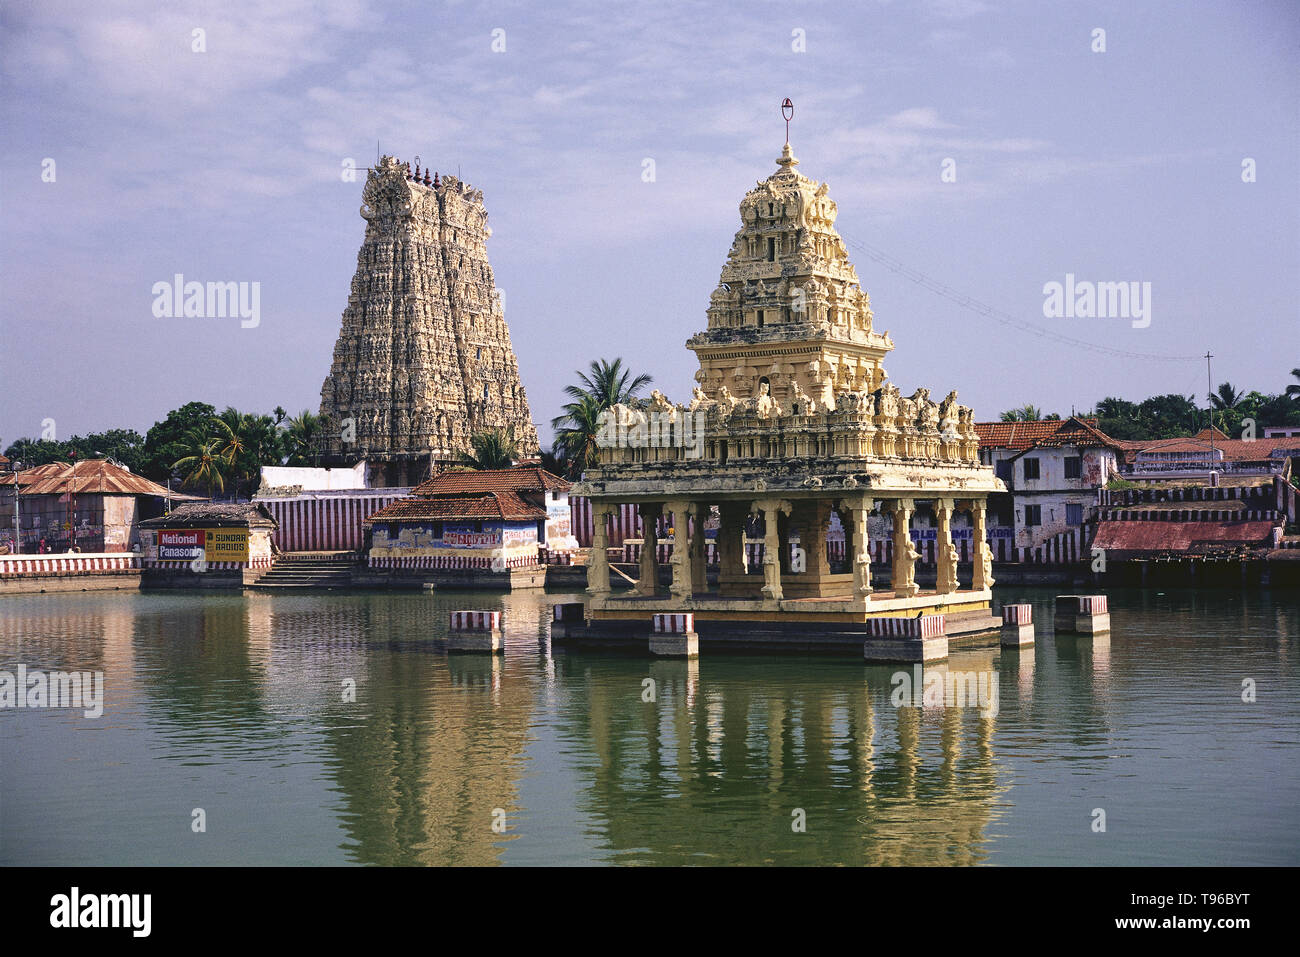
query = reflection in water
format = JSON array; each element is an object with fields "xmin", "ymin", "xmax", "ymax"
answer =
[
  {"xmin": 1, "ymin": 587, "xmax": 1297, "ymax": 866},
  {"xmin": 561, "ymin": 653, "xmax": 1006, "ymax": 865}
]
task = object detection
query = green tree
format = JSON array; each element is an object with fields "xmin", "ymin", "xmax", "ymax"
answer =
[
  {"xmin": 551, "ymin": 393, "xmax": 604, "ymax": 478},
  {"xmin": 1137, "ymin": 393, "xmax": 1201, "ymax": 438},
  {"xmin": 550, "ymin": 358, "xmax": 653, "ymax": 478},
  {"xmin": 141, "ymin": 402, "xmax": 218, "ymax": 482},
  {"xmin": 172, "ymin": 431, "xmax": 227, "ymax": 499},
  {"xmin": 280, "ymin": 410, "xmax": 323, "ymax": 466},
  {"xmin": 999, "ymin": 405, "xmax": 1043, "ymax": 422},
  {"xmin": 458, "ymin": 428, "xmax": 519, "ymax": 470}
]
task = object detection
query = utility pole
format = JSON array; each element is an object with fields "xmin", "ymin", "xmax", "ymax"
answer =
[
  {"xmin": 1205, "ymin": 351, "xmax": 1216, "ymax": 470},
  {"xmin": 9, "ymin": 460, "xmax": 19, "ymax": 554}
]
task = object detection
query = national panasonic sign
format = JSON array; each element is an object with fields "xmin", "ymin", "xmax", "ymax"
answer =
[{"xmin": 158, "ymin": 529, "xmax": 204, "ymax": 561}]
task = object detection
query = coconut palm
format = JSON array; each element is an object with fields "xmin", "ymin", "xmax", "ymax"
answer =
[
  {"xmin": 1286, "ymin": 368, "xmax": 1300, "ymax": 401},
  {"xmin": 550, "ymin": 358, "xmax": 653, "ymax": 479},
  {"xmin": 999, "ymin": 405, "xmax": 1043, "ymax": 422},
  {"xmin": 281, "ymin": 410, "xmax": 322, "ymax": 466},
  {"xmin": 1208, "ymin": 382, "xmax": 1243, "ymax": 411},
  {"xmin": 551, "ymin": 393, "xmax": 604, "ymax": 478},
  {"xmin": 458, "ymin": 428, "xmax": 519, "ymax": 470},
  {"xmin": 172, "ymin": 431, "xmax": 226, "ymax": 499},
  {"xmin": 565, "ymin": 357, "xmax": 653, "ymax": 411}
]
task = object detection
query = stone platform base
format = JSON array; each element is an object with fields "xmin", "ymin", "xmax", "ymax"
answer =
[
  {"xmin": 1075, "ymin": 613, "xmax": 1110, "ymax": 634},
  {"xmin": 446, "ymin": 630, "xmax": 504, "ymax": 654},
  {"xmin": 863, "ymin": 636, "xmax": 949, "ymax": 663},
  {"xmin": 555, "ymin": 607, "xmax": 998, "ymax": 658},
  {"xmin": 649, "ymin": 632, "xmax": 699, "ymax": 657},
  {"xmin": 1001, "ymin": 622, "xmax": 1035, "ymax": 647}
]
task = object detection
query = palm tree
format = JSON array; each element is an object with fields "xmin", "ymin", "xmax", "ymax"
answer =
[
  {"xmin": 999, "ymin": 405, "xmax": 1043, "ymax": 422},
  {"xmin": 281, "ymin": 410, "xmax": 322, "ymax": 466},
  {"xmin": 1286, "ymin": 368, "xmax": 1300, "ymax": 401},
  {"xmin": 1209, "ymin": 382, "xmax": 1243, "ymax": 411},
  {"xmin": 566, "ymin": 357, "xmax": 652, "ymax": 410},
  {"xmin": 550, "ymin": 358, "xmax": 653, "ymax": 478},
  {"xmin": 458, "ymin": 428, "xmax": 519, "ymax": 470},
  {"xmin": 551, "ymin": 393, "xmax": 604, "ymax": 478},
  {"xmin": 211, "ymin": 416, "xmax": 245, "ymax": 468},
  {"xmin": 172, "ymin": 430, "xmax": 226, "ymax": 499}
]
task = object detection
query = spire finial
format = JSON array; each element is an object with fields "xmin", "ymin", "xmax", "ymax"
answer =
[{"xmin": 781, "ymin": 97, "xmax": 794, "ymax": 145}]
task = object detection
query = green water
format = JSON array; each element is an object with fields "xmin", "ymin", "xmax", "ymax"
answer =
[{"xmin": 1, "ymin": 586, "xmax": 1296, "ymax": 865}]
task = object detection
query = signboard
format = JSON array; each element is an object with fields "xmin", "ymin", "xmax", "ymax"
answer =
[
  {"xmin": 158, "ymin": 529, "xmax": 205, "ymax": 561},
  {"xmin": 207, "ymin": 529, "xmax": 249, "ymax": 562},
  {"xmin": 156, "ymin": 528, "xmax": 248, "ymax": 562},
  {"xmin": 443, "ymin": 525, "xmax": 501, "ymax": 548}
]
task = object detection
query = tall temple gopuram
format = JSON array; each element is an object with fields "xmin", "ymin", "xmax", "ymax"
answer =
[
  {"xmin": 319, "ymin": 156, "xmax": 539, "ymax": 487},
  {"xmin": 568, "ymin": 136, "xmax": 1006, "ymax": 656}
]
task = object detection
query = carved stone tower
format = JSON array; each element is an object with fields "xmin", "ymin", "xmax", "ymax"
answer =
[
  {"xmin": 686, "ymin": 142, "xmax": 894, "ymax": 412},
  {"xmin": 319, "ymin": 155, "xmax": 539, "ymax": 486}
]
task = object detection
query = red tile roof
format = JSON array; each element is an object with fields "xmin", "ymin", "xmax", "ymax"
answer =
[
  {"xmin": 363, "ymin": 490, "xmax": 547, "ymax": 524},
  {"xmin": 17, "ymin": 459, "xmax": 202, "ymax": 498},
  {"xmin": 412, "ymin": 466, "xmax": 570, "ymax": 496},
  {"xmin": 975, "ymin": 417, "xmax": 1103, "ymax": 451},
  {"xmin": 1032, "ymin": 418, "xmax": 1120, "ymax": 450},
  {"xmin": 1112, "ymin": 433, "xmax": 1300, "ymax": 465},
  {"xmin": 1092, "ymin": 519, "xmax": 1277, "ymax": 556}
]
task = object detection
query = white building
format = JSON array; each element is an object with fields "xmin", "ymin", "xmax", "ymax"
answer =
[{"xmin": 976, "ymin": 417, "xmax": 1121, "ymax": 562}]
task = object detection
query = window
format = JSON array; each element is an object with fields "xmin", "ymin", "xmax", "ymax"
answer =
[
  {"xmin": 1022, "ymin": 458, "xmax": 1040, "ymax": 481},
  {"xmin": 767, "ymin": 237, "xmax": 776, "ymax": 261},
  {"xmin": 1066, "ymin": 504, "xmax": 1083, "ymax": 526},
  {"xmin": 995, "ymin": 461, "xmax": 1012, "ymax": 482},
  {"xmin": 1025, "ymin": 505, "xmax": 1042, "ymax": 526},
  {"xmin": 756, "ymin": 310, "xmax": 765, "ymax": 328},
  {"xmin": 1064, "ymin": 456, "xmax": 1081, "ymax": 479}
]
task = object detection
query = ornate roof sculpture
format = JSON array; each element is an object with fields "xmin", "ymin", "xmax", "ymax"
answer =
[
  {"xmin": 581, "ymin": 140, "xmax": 997, "ymax": 497},
  {"xmin": 319, "ymin": 155, "xmax": 539, "ymax": 486}
]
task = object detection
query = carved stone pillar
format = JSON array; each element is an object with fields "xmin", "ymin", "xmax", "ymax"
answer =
[
  {"xmin": 586, "ymin": 503, "xmax": 612, "ymax": 598},
  {"xmin": 754, "ymin": 498, "xmax": 792, "ymax": 601},
  {"xmin": 935, "ymin": 497, "xmax": 959, "ymax": 594},
  {"xmin": 972, "ymin": 498, "xmax": 995, "ymax": 591},
  {"xmin": 889, "ymin": 498, "xmax": 920, "ymax": 598},
  {"xmin": 850, "ymin": 496, "xmax": 874, "ymax": 598},
  {"xmin": 636, "ymin": 503, "xmax": 661, "ymax": 597},
  {"xmin": 690, "ymin": 504, "xmax": 708, "ymax": 595},
  {"xmin": 665, "ymin": 500, "xmax": 694, "ymax": 601}
]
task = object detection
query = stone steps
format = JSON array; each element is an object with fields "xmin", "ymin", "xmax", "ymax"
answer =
[{"xmin": 249, "ymin": 557, "xmax": 360, "ymax": 590}]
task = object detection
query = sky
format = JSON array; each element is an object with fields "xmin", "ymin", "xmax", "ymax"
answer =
[{"xmin": 1, "ymin": 0, "xmax": 1297, "ymax": 450}]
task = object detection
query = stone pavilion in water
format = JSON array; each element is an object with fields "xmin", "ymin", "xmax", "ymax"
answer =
[{"xmin": 572, "ymin": 140, "xmax": 1005, "ymax": 642}]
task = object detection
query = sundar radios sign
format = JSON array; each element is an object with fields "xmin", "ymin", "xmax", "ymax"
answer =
[{"xmin": 157, "ymin": 529, "xmax": 249, "ymax": 563}]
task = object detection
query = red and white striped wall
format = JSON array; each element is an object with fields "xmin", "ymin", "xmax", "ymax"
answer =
[
  {"xmin": 0, "ymin": 554, "xmax": 140, "ymax": 576},
  {"xmin": 368, "ymin": 554, "xmax": 536, "ymax": 569},
  {"xmin": 1001, "ymin": 603, "xmax": 1033, "ymax": 624},
  {"xmin": 260, "ymin": 491, "xmax": 411, "ymax": 552},
  {"xmin": 1077, "ymin": 595, "xmax": 1108, "ymax": 615},
  {"xmin": 868, "ymin": 614, "xmax": 946, "ymax": 639},
  {"xmin": 142, "ymin": 558, "xmax": 274, "ymax": 570},
  {"xmin": 652, "ymin": 613, "xmax": 695, "ymax": 634},
  {"xmin": 450, "ymin": 610, "xmax": 502, "ymax": 631},
  {"xmin": 571, "ymin": 499, "xmax": 643, "ymax": 547}
]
